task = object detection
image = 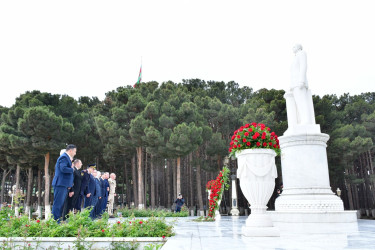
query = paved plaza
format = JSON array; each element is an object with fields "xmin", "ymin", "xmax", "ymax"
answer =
[{"xmin": 162, "ymin": 217, "xmax": 375, "ymax": 250}]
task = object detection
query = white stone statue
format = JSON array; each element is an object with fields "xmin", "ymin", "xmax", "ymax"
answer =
[{"xmin": 285, "ymin": 44, "xmax": 316, "ymax": 129}]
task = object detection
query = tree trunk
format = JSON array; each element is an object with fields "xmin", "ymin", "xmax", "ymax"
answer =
[
  {"xmin": 44, "ymin": 152, "xmax": 51, "ymax": 219},
  {"xmin": 368, "ymin": 150, "xmax": 375, "ymax": 205},
  {"xmin": 37, "ymin": 169, "xmax": 42, "ymax": 218},
  {"xmin": 144, "ymin": 150, "xmax": 148, "ymax": 208},
  {"xmin": 172, "ymin": 159, "xmax": 176, "ymax": 199},
  {"xmin": 14, "ymin": 164, "xmax": 21, "ymax": 216},
  {"xmin": 166, "ymin": 159, "xmax": 171, "ymax": 209},
  {"xmin": 189, "ymin": 153, "xmax": 193, "ymax": 209},
  {"xmin": 131, "ymin": 155, "xmax": 138, "ymax": 208},
  {"xmin": 0, "ymin": 168, "xmax": 10, "ymax": 207},
  {"xmin": 345, "ymin": 168, "xmax": 354, "ymax": 210},
  {"xmin": 195, "ymin": 151, "xmax": 204, "ymax": 211},
  {"xmin": 25, "ymin": 167, "xmax": 34, "ymax": 215},
  {"xmin": 177, "ymin": 157, "xmax": 181, "ymax": 197},
  {"xmin": 123, "ymin": 160, "xmax": 127, "ymax": 208},
  {"xmin": 150, "ymin": 155, "xmax": 155, "ymax": 208},
  {"xmin": 136, "ymin": 147, "xmax": 144, "ymax": 209}
]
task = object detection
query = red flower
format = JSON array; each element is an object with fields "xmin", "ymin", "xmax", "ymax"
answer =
[
  {"xmin": 244, "ymin": 124, "xmax": 250, "ymax": 128},
  {"xmin": 238, "ymin": 144, "xmax": 241, "ymax": 148},
  {"xmin": 271, "ymin": 132, "xmax": 275, "ymax": 136},
  {"xmin": 36, "ymin": 220, "xmax": 40, "ymax": 223},
  {"xmin": 263, "ymin": 142, "xmax": 267, "ymax": 147},
  {"xmin": 233, "ymin": 145, "xmax": 237, "ymax": 148},
  {"xmin": 242, "ymin": 138, "xmax": 247, "ymax": 142},
  {"xmin": 251, "ymin": 122, "xmax": 257, "ymax": 126},
  {"xmin": 256, "ymin": 142, "xmax": 261, "ymax": 147},
  {"xmin": 261, "ymin": 132, "xmax": 267, "ymax": 140},
  {"xmin": 230, "ymin": 141, "xmax": 234, "ymax": 145},
  {"xmin": 244, "ymin": 132, "xmax": 249, "ymax": 136},
  {"xmin": 239, "ymin": 128, "xmax": 243, "ymax": 132},
  {"xmin": 117, "ymin": 221, "xmax": 121, "ymax": 224},
  {"xmin": 8, "ymin": 205, "xmax": 11, "ymax": 208},
  {"xmin": 246, "ymin": 142, "xmax": 251, "ymax": 146},
  {"xmin": 139, "ymin": 221, "xmax": 143, "ymax": 224},
  {"xmin": 273, "ymin": 144, "xmax": 277, "ymax": 148},
  {"xmin": 130, "ymin": 221, "xmax": 132, "ymax": 224},
  {"xmin": 249, "ymin": 128, "xmax": 253, "ymax": 132},
  {"xmin": 237, "ymin": 135, "xmax": 240, "ymax": 139},
  {"xmin": 229, "ymin": 148, "xmax": 232, "ymax": 152},
  {"xmin": 231, "ymin": 135, "xmax": 235, "ymax": 140},
  {"xmin": 102, "ymin": 229, "xmax": 105, "ymax": 233},
  {"xmin": 269, "ymin": 142, "xmax": 272, "ymax": 146},
  {"xmin": 162, "ymin": 235, "xmax": 166, "ymax": 239}
]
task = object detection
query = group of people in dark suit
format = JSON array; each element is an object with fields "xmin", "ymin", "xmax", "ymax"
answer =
[{"xmin": 51, "ymin": 144, "xmax": 115, "ymax": 222}]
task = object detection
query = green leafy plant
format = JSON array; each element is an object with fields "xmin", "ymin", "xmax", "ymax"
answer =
[
  {"xmin": 229, "ymin": 122, "xmax": 280, "ymax": 157},
  {"xmin": 192, "ymin": 216, "xmax": 215, "ymax": 222},
  {"xmin": 0, "ymin": 206, "xmax": 174, "ymax": 238},
  {"xmin": 144, "ymin": 243, "xmax": 164, "ymax": 250},
  {"xmin": 117, "ymin": 207, "xmax": 188, "ymax": 217}
]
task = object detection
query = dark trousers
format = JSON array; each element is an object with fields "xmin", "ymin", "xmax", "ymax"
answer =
[
  {"xmin": 84, "ymin": 196, "xmax": 92, "ymax": 208},
  {"xmin": 101, "ymin": 196, "xmax": 108, "ymax": 214},
  {"xmin": 75, "ymin": 194, "xmax": 84, "ymax": 211},
  {"xmin": 52, "ymin": 186, "xmax": 68, "ymax": 222},
  {"xmin": 89, "ymin": 196, "xmax": 98, "ymax": 219},
  {"xmin": 95, "ymin": 198, "xmax": 103, "ymax": 218}
]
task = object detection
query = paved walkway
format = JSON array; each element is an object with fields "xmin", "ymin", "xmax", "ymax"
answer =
[{"xmin": 162, "ymin": 216, "xmax": 375, "ymax": 250}]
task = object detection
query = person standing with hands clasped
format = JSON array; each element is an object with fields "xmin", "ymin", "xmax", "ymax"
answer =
[
  {"xmin": 175, "ymin": 193, "xmax": 185, "ymax": 213},
  {"xmin": 52, "ymin": 144, "xmax": 76, "ymax": 222}
]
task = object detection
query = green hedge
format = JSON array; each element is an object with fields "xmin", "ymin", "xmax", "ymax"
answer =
[
  {"xmin": 0, "ymin": 207, "xmax": 174, "ymax": 238},
  {"xmin": 117, "ymin": 207, "xmax": 189, "ymax": 217}
]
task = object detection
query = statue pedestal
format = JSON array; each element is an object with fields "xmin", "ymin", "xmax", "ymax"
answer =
[{"xmin": 270, "ymin": 130, "xmax": 358, "ymax": 233}]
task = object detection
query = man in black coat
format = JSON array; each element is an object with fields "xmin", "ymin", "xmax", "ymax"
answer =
[
  {"xmin": 100, "ymin": 172, "xmax": 110, "ymax": 215},
  {"xmin": 94, "ymin": 171, "xmax": 104, "ymax": 218},
  {"xmin": 75, "ymin": 167, "xmax": 90, "ymax": 211},
  {"xmin": 84, "ymin": 165, "xmax": 96, "ymax": 208},
  {"xmin": 62, "ymin": 159, "xmax": 83, "ymax": 219}
]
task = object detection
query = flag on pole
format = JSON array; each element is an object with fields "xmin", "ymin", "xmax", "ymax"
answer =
[{"xmin": 134, "ymin": 65, "xmax": 142, "ymax": 87}]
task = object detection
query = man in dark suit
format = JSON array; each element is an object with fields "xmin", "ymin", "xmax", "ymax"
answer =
[
  {"xmin": 75, "ymin": 166, "xmax": 90, "ymax": 212},
  {"xmin": 100, "ymin": 172, "xmax": 110, "ymax": 215},
  {"xmin": 52, "ymin": 144, "xmax": 76, "ymax": 222},
  {"xmin": 88, "ymin": 168, "xmax": 101, "ymax": 219},
  {"xmin": 94, "ymin": 171, "xmax": 103, "ymax": 218},
  {"xmin": 61, "ymin": 159, "xmax": 82, "ymax": 220},
  {"xmin": 83, "ymin": 165, "xmax": 96, "ymax": 208}
]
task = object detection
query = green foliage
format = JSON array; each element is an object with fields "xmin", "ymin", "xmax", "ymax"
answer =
[
  {"xmin": 0, "ymin": 207, "xmax": 174, "ymax": 238},
  {"xmin": 192, "ymin": 216, "xmax": 215, "ymax": 222},
  {"xmin": 117, "ymin": 207, "xmax": 188, "ymax": 218}
]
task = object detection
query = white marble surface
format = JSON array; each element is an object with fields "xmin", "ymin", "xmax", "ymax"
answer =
[{"xmin": 162, "ymin": 216, "xmax": 375, "ymax": 250}]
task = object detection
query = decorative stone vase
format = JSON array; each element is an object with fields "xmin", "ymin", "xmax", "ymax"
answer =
[{"xmin": 236, "ymin": 148, "xmax": 279, "ymax": 236}]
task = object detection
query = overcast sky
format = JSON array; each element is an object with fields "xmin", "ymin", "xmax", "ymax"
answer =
[{"xmin": 0, "ymin": 0, "xmax": 374, "ymax": 108}]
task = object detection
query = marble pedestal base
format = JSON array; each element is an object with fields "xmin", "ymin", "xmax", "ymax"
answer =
[
  {"xmin": 242, "ymin": 214, "xmax": 280, "ymax": 237},
  {"xmin": 268, "ymin": 210, "xmax": 358, "ymax": 234}
]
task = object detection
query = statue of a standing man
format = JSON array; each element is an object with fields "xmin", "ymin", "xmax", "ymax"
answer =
[{"xmin": 285, "ymin": 44, "xmax": 316, "ymax": 129}]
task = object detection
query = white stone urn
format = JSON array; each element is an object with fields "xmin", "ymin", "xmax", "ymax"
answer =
[{"xmin": 236, "ymin": 148, "xmax": 279, "ymax": 236}]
